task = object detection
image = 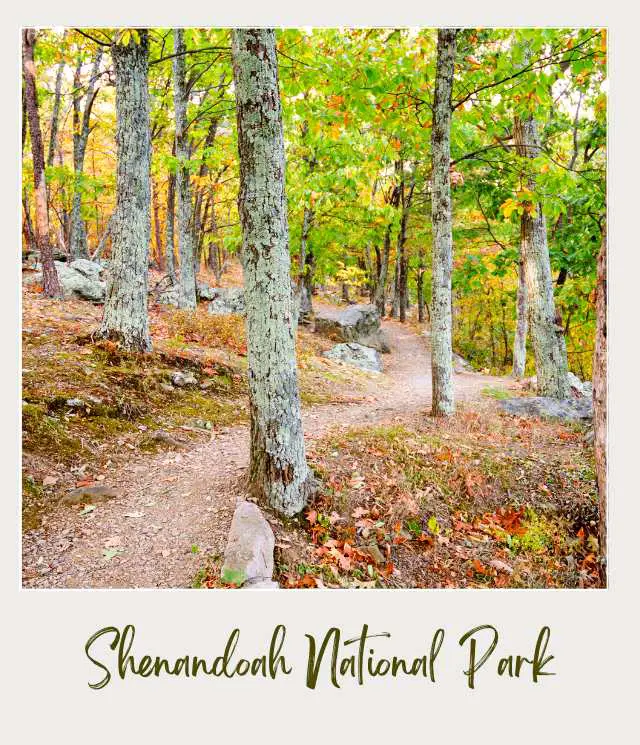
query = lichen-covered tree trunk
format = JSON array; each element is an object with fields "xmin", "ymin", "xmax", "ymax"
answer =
[
  {"xmin": 165, "ymin": 171, "xmax": 177, "ymax": 283},
  {"xmin": 232, "ymin": 28, "xmax": 313, "ymax": 517},
  {"xmin": 47, "ymin": 52, "xmax": 65, "ymax": 169},
  {"xmin": 70, "ymin": 51, "xmax": 102, "ymax": 259},
  {"xmin": 152, "ymin": 179, "xmax": 164, "ymax": 270},
  {"xmin": 99, "ymin": 31, "xmax": 151, "ymax": 352},
  {"xmin": 593, "ymin": 226, "xmax": 607, "ymax": 583},
  {"xmin": 430, "ymin": 28, "xmax": 457, "ymax": 416},
  {"xmin": 373, "ymin": 224, "xmax": 392, "ymax": 317},
  {"xmin": 297, "ymin": 205, "xmax": 315, "ymax": 322},
  {"xmin": 22, "ymin": 29, "xmax": 62, "ymax": 298},
  {"xmin": 512, "ymin": 251, "xmax": 528, "ymax": 377},
  {"xmin": 173, "ymin": 28, "xmax": 196, "ymax": 309},
  {"xmin": 513, "ymin": 115, "xmax": 569, "ymax": 398}
]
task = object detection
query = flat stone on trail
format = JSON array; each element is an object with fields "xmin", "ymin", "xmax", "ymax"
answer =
[
  {"xmin": 498, "ymin": 396, "xmax": 593, "ymax": 421},
  {"xmin": 221, "ymin": 501, "xmax": 276, "ymax": 587},
  {"xmin": 323, "ymin": 342, "xmax": 383, "ymax": 373}
]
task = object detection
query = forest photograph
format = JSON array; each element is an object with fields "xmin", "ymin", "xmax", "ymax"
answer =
[{"xmin": 20, "ymin": 26, "xmax": 607, "ymax": 590}]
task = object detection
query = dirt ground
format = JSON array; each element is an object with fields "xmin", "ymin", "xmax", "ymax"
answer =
[{"xmin": 22, "ymin": 306, "xmax": 512, "ymax": 589}]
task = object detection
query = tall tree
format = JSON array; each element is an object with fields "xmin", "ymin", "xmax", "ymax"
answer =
[
  {"xmin": 70, "ymin": 49, "xmax": 103, "ymax": 259},
  {"xmin": 593, "ymin": 226, "xmax": 607, "ymax": 583},
  {"xmin": 172, "ymin": 28, "xmax": 197, "ymax": 309},
  {"xmin": 47, "ymin": 47, "xmax": 65, "ymax": 169},
  {"xmin": 513, "ymin": 113, "xmax": 569, "ymax": 398},
  {"xmin": 512, "ymin": 253, "xmax": 528, "ymax": 377},
  {"xmin": 430, "ymin": 28, "xmax": 457, "ymax": 416},
  {"xmin": 232, "ymin": 27, "xmax": 314, "ymax": 516},
  {"xmin": 22, "ymin": 29, "xmax": 62, "ymax": 298},
  {"xmin": 99, "ymin": 29, "xmax": 152, "ymax": 351}
]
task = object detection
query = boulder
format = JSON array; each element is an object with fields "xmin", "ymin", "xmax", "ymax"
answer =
[
  {"xmin": 499, "ymin": 396, "xmax": 593, "ymax": 421},
  {"xmin": 207, "ymin": 287, "xmax": 245, "ymax": 315},
  {"xmin": 567, "ymin": 371, "xmax": 593, "ymax": 399},
  {"xmin": 196, "ymin": 282, "xmax": 216, "ymax": 301},
  {"xmin": 314, "ymin": 303, "xmax": 390, "ymax": 353},
  {"xmin": 221, "ymin": 501, "xmax": 276, "ymax": 588},
  {"xmin": 171, "ymin": 371, "xmax": 197, "ymax": 388},
  {"xmin": 24, "ymin": 259, "xmax": 106, "ymax": 302},
  {"xmin": 453, "ymin": 352, "xmax": 475, "ymax": 373},
  {"xmin": 323, "ymin": 342, "xmax": 383, "ymax": 373},
  {"xmin": 158, "ymin": 287, "xmax": 180, "ymax": 307}
]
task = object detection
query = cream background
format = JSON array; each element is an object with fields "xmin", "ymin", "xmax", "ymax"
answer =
[{"xmin": 3, "ymin": 2, "xmax": 637, "ymax": 742}]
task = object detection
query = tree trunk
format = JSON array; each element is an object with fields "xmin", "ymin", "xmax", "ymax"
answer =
[
  {"xmin": 99, "ymin": 31, "xmax": 152, "ymax": 352},
  {"xmin": 22, "ymin": 29, "xmax": 62, "ymax": 298},
  {"xmin": 513, "ymin": 114, "xmax": 569, "ymax": 398},
  {"xmin": 152, "ymin": 179, "xmax": 164, "ymax": 270},
  {"xmin": 297, "ymin": 205, "xmax": 315, "ymax": 321},
  {"xmin": 417, "ymin": 268, "xmax": 426, "ymax": 323},
  {"xmin": 173, "ymin": 28, "xmax": 196, "ymax": 309},
  {"xmin": 70, "ymin": 51, "xmax": 102, "ymax": 259},
  {"xmin": 593, "ymin": 227, "xmax": 607, "ymax": 583},
  {"xmin": 512, "ymin": 252, "xmax": 528, "ymax": 377},
  {"xmin": 374, "ymin": 223, "xmax": 392, "ymax": 316},
  {"xmin": 232, "ymin": 27, "xmax": 313, "ymax": 517},
  {"xmin": 165, "ymin": 171, "xmax": 177, "ymax": 283},
  {"xmin": 430, "ymin": 28, "xmax": 457, "ymax": 416},
  {"xmin": 47, "ymin": 53, "xmax": 65, "ymax": 168}
]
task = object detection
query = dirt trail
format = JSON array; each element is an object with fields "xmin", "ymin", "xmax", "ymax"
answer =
[{"xmin": 22, "ymin": 316, "xmax": 510, "ymax": 588}]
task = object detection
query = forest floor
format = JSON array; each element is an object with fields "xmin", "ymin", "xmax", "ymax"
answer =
[{"xmin": 21, "ymin": 279, "xmax": 600, "ymax": 589}]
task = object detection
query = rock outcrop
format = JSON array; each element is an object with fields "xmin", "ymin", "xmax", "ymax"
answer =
[
  {"xmin": 323, "ymin": 342, "xmax": 383, "ymax": 373},
  {"xmin": 24, "ymin": 259, "xmax": 107, "ymax": 303},
  {"xmin": 207, "ymin": 287, "xmax": 245, "ymax": 315},
  {"xmin": 314, "ymin": 304, "xmax": 390, "ymax": 353}
]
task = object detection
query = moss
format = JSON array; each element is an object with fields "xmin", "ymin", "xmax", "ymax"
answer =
[
  {"xmin": 481, "ymin": 386, "xmax": 510, "ymax": 400},
  {"xmin": 22, "ymin": 474, "xmax": 46, "ymax": 532},
  {"xmin": 163, "ymin": 389, "xmax": 248, "ymax": 428},
  {"xmin": 22, "ymin": 402, "xmax": 83, "ymax": 462}
]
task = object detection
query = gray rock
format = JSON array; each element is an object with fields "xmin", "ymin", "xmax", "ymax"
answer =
[
  {"xmin": 499, "ymin": 396, "xmax": 593, "ymax": 421},
  {"xmin": 314, "ymin": 304, "xmax": 390, "ymax": 353},
  {"xmin": 158, "ymin": 287, "xmax": 180, "ymax": 307},
  {"xmin": 453, "ymin": 353, "xmax": 475, "ymax": 373},
  {"xmin": 171, "ymin": 371, "xmax": 197, "ymax": 388},
  {"xmin": 207, "ymin": 287, "xmax": 245, "ymax": 315},
  {"xmin": 196, "ymin": 282, "xmax": 216, "ymax": 301},
  {"xmin": 65, "ymin": 398, "xmax": 86, "ymax": 409},
  {"xmin": 221, "ymin": 501, "xmax": 275, "ymax": 587},
  {"xmin": 567, "ymin": 371, "xmax": 593, "ymax": 399},
  {"xmin": 323, "ymin": 342, "xmax": 383, "ymax": 373},
  {"xmin": 25, "ymin": 259, "xmax": 107, "ymax": 302}
]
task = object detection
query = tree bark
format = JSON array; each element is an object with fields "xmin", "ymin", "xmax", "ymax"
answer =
[
  {"xmin": 430, "ymin": 28, "xmax": 457, "ymax": 416},
  {"xmin": 22, "ymin": 29, "xmax": 62, "ymax": 298},
  {"xmin": 593, "ymin": 226, "xmax": 607, "ymax": 583},
  {"xmin": 512, "ymin": 252, "xmax": 528, "ymax": 377},
  {"xmin": 513, "ymin": 114, "xmax": 569, "ymax": 398},
  {"xmin": 374, "ymin": 223, "xmax": 392, "ymax": 316},
  {"xmin": 99, "ymin": 30, "xmax": 152, "ymax": 352},
  {"xmin": 165, "ymin": 171, "xmax": 177, "ymax": 283},
  {"xmin": 232, "ymin": 28, "xmax": 313, "ymax": 517},
  {"xmin": 173, "ymin": 28, "xmax": 197, "ymax": 309},
  {"xmin": 70, "ymin": 51, "xmax": 102, "ymax": 259},
  {"xmin": 152, "ymin": 179, "xmax": 164, "ymax": 270},
  {"xmin": 297, "ymin": 205, "xmax": 315, "ymax": 321},
  {"xmin": 47, "ymin": 52, "xmax": 65, "ymax": 168}
]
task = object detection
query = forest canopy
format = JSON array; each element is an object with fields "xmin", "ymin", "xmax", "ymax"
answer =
[{"xmin": 21, "ymin": 27, "xmax": 606, "ymax": 376}]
